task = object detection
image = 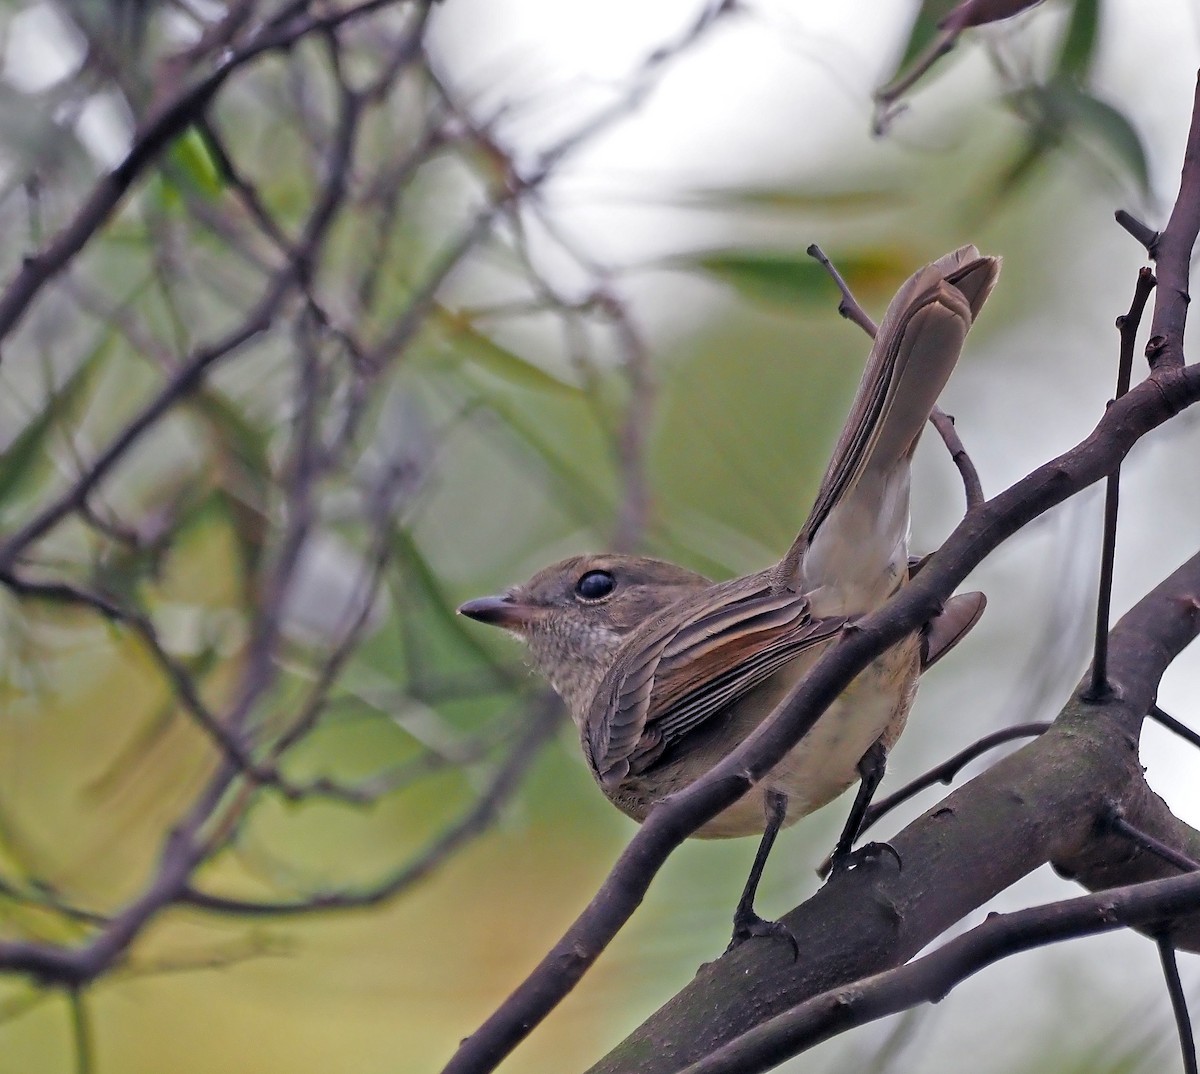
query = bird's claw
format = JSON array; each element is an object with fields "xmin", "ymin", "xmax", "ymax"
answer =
[
  {"xmin": 725, "ymin": 910, "xmax": 800, "ymax": 961},
  {"xmin": 827, "ymin": 840, "xmax": 902, "ymax": 877}
]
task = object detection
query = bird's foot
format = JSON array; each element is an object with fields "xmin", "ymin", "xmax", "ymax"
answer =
[
  {"xmin": 827, "ymin": 840, "xmax": 902, "ymax": 878},
  {"xmin": 725, "ymin": 909, "xmax": 799, "ymax": 961}
]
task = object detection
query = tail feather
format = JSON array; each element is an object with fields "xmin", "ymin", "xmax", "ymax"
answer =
[
  {"xmin": 942, "ymin": 246, "xmax": 1001, "ymax": 321},
  {"xmin": 778, "ymin": 247, "xmax": 1000, "ymax": 606}
]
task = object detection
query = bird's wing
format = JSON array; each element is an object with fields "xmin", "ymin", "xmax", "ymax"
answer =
[{"xmin": 585, "ymin": 580, "xmax": 843, "ymax": 787}]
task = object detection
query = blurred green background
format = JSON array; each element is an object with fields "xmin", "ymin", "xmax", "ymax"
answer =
[{"xmin": 1, "ymin": 1, "xmax": 1200, "ymax": 1072}]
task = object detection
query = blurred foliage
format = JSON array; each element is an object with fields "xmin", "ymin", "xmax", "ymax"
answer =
[
  {"xmin": 882, "ymin": 0, "xmax": 1149, "ymax": 205},
  {"xmin": 679, "ymin": 248, "xmax": 912, "ymax": 310},
  {"xmin": 0, "ymin": 1, "xmax": 1185, "ymax": 1073}
]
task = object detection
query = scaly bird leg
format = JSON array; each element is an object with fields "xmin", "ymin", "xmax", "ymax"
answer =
[
  {"xmin": 726, "ymin": 788, "xmax": 799, "ymax": 960},
  {"xmin": 827, "ymin": 738, "xmax": 901, "ymax": 874}
]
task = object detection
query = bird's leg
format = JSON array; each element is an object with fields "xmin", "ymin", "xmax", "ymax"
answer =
[
  {"xmin": 827, "ymin": 738, "xmax": 900, "ymax": 874},
  {"xmin": 725, "ymin": 788, "xmax": 798, "ymax": 960}
]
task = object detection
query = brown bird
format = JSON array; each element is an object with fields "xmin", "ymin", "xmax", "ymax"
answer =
[{"xmin": 459, "ymin": 246, "xmax": 999, "ymax": 953}]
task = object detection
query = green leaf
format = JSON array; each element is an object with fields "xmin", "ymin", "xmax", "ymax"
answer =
[
  {"xmin": 189, "ymin": 390, "xmax": 272, "ymax": 596},
  {"xmin": 1055, "ymin": 0, "xmax": 1101, "ymax": 83},
  {"xmin": 1000, "ymin": 80, "xmax": 1149, "ymax": 199},
  {"xmin": 191, "ymin": 389, "xmax": 271, "ymax": 487},
  {"xmin": 84, "ymin": 644, "xmax": 221, "ymax": 801},
  {"xmin": 683, "ymin": 250, "xmax": 906, "ymax": 309},
  {"xmin": 389, "ymin": 527, "xmax": 521, "ymax": 679},
  {"xmin": 881, "ymin": 1, "xmax": 1051, "ymax": 96},
  {"xmin": 465, "ymin": 390, "xmax": 614, "ymax": 527},
  {"xmin": 989, "ymin": 130, "xmax": 1058, "ymax": 201},
  {"xmin": 892, "ymin": 1, "xmax": 960, "ymax": 73},
  {"xmin": 0, "ymin": 334, "xmax": 112, "ymax": 508},
  {"xmin": 167, "ymin": 129, "xmax": 225, "ymax": 199},
  {"xmin": 1064, "ymin": 88, "xmax": 1151, "ymax": 197},
  {"xmin": 432, "ymin": 308, "xmax": 582, "ymax": 395},
  {"xmin": 1012, "ymin": 83, "xmax": 1150, "ymax": 197},
  {"xmin": 677, "ymin": 186, "xmax": 897, "ymax": 213}
]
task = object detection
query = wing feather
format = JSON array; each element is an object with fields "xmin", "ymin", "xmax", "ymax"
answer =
[{"xmin": 587, "ymin": 580, "xmax": 843, "ymax": 787}]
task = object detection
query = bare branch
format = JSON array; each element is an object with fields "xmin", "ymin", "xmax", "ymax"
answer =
[
  {"xmin": 1147, "ymin": 72, "xmax": 1200, "ymax": 370},
  {"xmin": 1086, "ymin": 266, "xmax": 1157, "ymax": 701},
  {"xmin": 806, "ymin": 243, "xmax": 877, "ymax": 338},
  {"xmin": 1150, "ymin": 705, "xmax": 1200, "ymax": 751},
  {"xmin": 1158, "ymin": 937, "xmax": 1199, "ymax": 1074},
  {"xmin": 1115, "ymin": 209, "xmax": 1161, "ymax": 255},
  {"xmin": 0, "ymin": 0, "xmax": 425, "ymax": 349},
  {"xmin": 674, "ymin": 869, "xmax": 1200, "ymax": 1074},
  {"xmin": 178, "ymin": 693, "xmax": 562, "ymax": 916},
  {"xmin": 928, "ymin": 407, "xmax": 985, "ymax": 511},
  {"xmin": 856, "ymin": 722, "xmax": 1051, "ymax": 839},
  {"xmin": 873, "ymin": 0, "xmax": 1046, "ymax": 132},
  {"xmin": 1105, "ymin": 807, "xmax": 1200, "ymax": 873}
]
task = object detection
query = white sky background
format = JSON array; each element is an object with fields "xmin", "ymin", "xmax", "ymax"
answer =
[{"xmin": 425, "ymin": 1, "xmax": 939, "ymax": 314}]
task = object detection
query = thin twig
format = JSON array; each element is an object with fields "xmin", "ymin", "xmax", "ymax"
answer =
[
  {"xmin": 0, "ymin": 876, "xmax": 108, "ymax": 927},
  {"xmin": 1084, "ymin": 266, "xmax": 1156, "ymax": 702},
  {"xmin": 68, "ymin": 989, "xmax": 93, "ymax": 1074},
  {"xmin": 532, "ymin": 0, "xmax": 737, "ymax": 176},
  {"xmin": 367, "ymin": 203, "xmax": 506, "ymax": 367},
  {"xmin": 929, "ymin": 408, "xmax": 985, "ymax": 510},
  {"xmin": 1115, "ymin": 210, "xmax": 1161, "ymax": 256},
  {"xmin": 1150, "ymin": 705, "xmax": 1200, "ymax": 752},
  {"xmin": 1158, "ymin": 936, "xmax": 1199, "ymax": 1074},
  {"xmin": 872, "ymin": 0, "xmax": 1046, "ymax": 134},
  {"xmin": 195, "ymin": 116, "xmax": 296, "ymax": 254},
  {"xmin": 807, "ymin": 243, "xmax": 877, "ymax": 337},
  {"xmin": 860, "ymin": 723, "xmax": 1051, "ymax": 836},
  {"xmin": 1106, "ymin": 808, "xmax": 1200, "ymax": 873},
  {"xmin": 180, "ymin": 693, "xmax": 563, "ymax": 915},
  {"xmin": 602, "ymin": 292, "xmax": 655, "ymax": 553}
]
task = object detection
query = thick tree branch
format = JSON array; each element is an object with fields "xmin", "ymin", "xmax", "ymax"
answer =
[{"xmin": 675, "ymin": 868, "xmax": 1200, "ymax": 1074}]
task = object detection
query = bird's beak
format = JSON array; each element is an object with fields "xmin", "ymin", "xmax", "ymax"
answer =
[{"xmin": 457, "ymin": 593, "xmax": 544, "ymax": 631}]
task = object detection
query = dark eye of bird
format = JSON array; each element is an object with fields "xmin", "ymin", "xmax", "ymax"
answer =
[{"xmin": 574, "ymin": 569, "xmax": 615, "ymax": 601}]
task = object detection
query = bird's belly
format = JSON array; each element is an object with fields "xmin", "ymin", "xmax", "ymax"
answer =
[{"xmin": 613, "ymin": 635, "xmax": 921, "ymax": 839}]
